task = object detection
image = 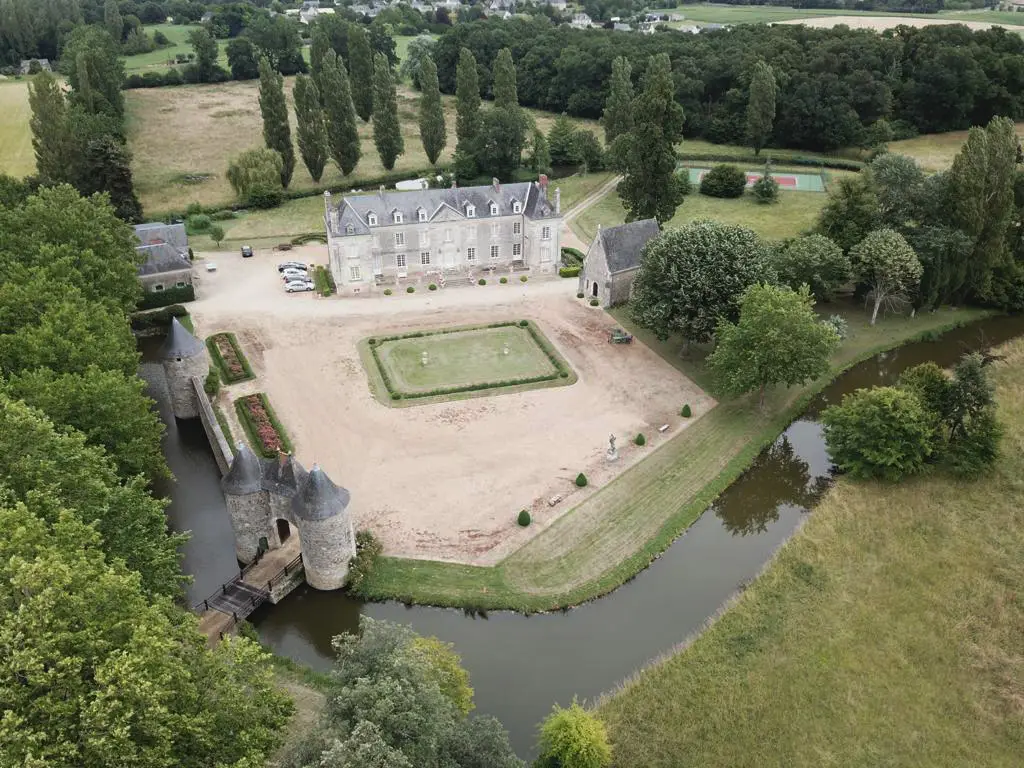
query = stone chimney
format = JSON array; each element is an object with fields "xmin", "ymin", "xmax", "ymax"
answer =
[
  {"xmin": 378, "ymin": 184, "xmax": 385, "ymax": 199},
  {"xmin": 555, "ymin": 187, "xmax": 561, "ymax": 214},
  {"xmin": 451, "ymin": 178, "xmax": 457, "ymax": 189},
  {"xmin": 492, "ymin": 177, "xmax": 501, "ymax": 193},
  {"xmin": 538, "ymin": 174, "xmax": 549, "ymax": 194}
]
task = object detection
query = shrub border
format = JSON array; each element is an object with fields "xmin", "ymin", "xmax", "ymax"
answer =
[
  {"xmin": 206, "ymin": 332, "xmax": 255, "ymax": 384},
  {"xmin": 233, "ymin": 392, "xmax": 294, "ymax": 458},
  {"xmin": 363, "ymin": 321, "xmax": 576, "ymax": 406}
]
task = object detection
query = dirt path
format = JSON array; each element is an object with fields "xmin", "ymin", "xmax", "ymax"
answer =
[{"xmin": 561, "ymin": 175, "xmax": 621, "ymax": 253}]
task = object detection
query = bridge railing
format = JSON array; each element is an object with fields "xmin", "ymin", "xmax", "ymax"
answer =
[{"xmin": 267, "ymin": 553, "xmax": 304, "ymax": 591}]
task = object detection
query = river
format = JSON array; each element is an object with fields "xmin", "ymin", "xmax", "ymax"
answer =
[{"xmin": 138, "ymin": 313, "xmax": 1024, "ymax": 758}]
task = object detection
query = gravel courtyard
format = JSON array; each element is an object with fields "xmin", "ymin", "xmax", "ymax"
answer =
[{"xmin": 190, "ymin": 248, "xmax": 713, "ymax": 565}]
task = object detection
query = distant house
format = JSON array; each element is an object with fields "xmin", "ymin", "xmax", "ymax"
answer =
[
  {"xmin": 547, "ymin": 0, "xmax": 567, "ymax": 10},
  {"xmin": 571, "ymin": 12, "xmax": 592, "ymax": 28},
  {"xmin": 639, "ymin": 20, "xmax": 658, "ymax": 34},
  {"xmin": 613, "ymin": 22, "xmax": 631, "ymax": 32},
  {"xmin": 18, "ymin": 58, "xmax": 51, "ymax": 75},
  {"xmin": 134, "ymin": 223, "xmax": 193, "ymax": 295},
  {"xmin": 578, "ymin": 219, "xmax": 660, "ymax": 308},
  {"xmin": 200, "ymin": 11, "xmax": 213, "ymax": 23},
  {"xmin": 299, "ymin": 1, "xmax": 336, "ymax": 24}
]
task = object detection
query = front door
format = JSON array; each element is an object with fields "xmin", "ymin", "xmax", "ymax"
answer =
[{"xmin": 444, "ymin": 247, "xmax": 456, "ymax": 269}]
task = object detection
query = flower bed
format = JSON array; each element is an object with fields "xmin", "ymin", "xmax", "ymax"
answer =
[
  {"xmin": 234, "ymin": 393, "xmax": 293, "ymax": 458},
  {"xmin": 206, "ymin": 332, "xmax": 254, "ymax": 384}
]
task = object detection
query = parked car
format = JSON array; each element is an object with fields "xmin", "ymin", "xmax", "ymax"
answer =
[
  {"xmin": 205, "ymin": 262, "xmax": 217, "ymax": 272},
  {"xmin": 277, "ymin": 260, "xmax": 307, "ymax": 272},
  {"xmin": 284, "ymin": 280, "xmax": 315, "ymax": 293},
  {"xmin": 281, "ymin": 267, "xmax": 309, "ymax": 280},
  {"xmin": 241, "ymin": 245, "xmax": 254, "ymax": 258}
]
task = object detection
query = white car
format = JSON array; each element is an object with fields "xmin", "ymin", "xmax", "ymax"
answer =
[
  {"xmin": 205, "ymin": 262, "xmax": 217, "ymax": 272},
  {"xmin": 281, "ymin": 267, "xmax": 309, "ymax": 280},
  {"xmin": 284, "ymin": 280, "xmax": 315, "ymax": 293}
]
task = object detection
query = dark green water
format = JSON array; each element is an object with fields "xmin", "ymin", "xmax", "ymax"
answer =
[{"xmin": 140, "ymin": 313, "xmax": 1024, "ymax": 758}]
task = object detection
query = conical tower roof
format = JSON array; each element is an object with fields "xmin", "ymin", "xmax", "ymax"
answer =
[
  {"xmin": 264, "ymin": 452, "xmax": 308, "ymax": 498},
  {"xmin": 221, "ymin": 442, "xmax": 264, "ymax": 495},
  {"xmin": 291, "ymin": 464, "xmax": 350, "ymax": 521},
  {"xmin": 159, "ymin": 317, "xmax": 205, "ymax": 360}
]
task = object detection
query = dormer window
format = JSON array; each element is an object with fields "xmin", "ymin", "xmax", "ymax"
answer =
[
  {"xmin": 393, "ymin": 211, "xmax": 403, "ymax": 224},
  {"xmin": 418, "ymin": 208, "xmax": 427, "ymax": 222},
  {"xmin": 489, "ymin": 202, "xmax": 498, "ymax": 215},
  {"xmin": 512, "ymin": 200, "xmax": 522, "ymax": 213},
  {"xmin": 466, "ymin": 204, "xmax": 476, "ymax": 218},
  {"xmin": 345, "ymin": 224, "xmax": 354, "ymax": 235},
  {"xmin": 367, "ymin": 213, "xmax": 377, "ymax": 226}
]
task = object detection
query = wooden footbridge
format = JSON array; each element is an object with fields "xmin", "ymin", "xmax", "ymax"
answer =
[{"xmin": 193, "ymin": 536, "xmax": 305, "ymax": 644}]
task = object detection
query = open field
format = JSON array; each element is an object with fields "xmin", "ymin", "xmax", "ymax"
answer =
[
  {"xmin": 597, "ymin": 335, "xmax": 1024, "ymax": 768},
  {"xmin": 122, "ymin": 23, "xmax": 208, "ymax": 73},
  {"xmin": 782, "ymin": 13, "xmax": 1024, "ymax": 31},
  {"xmin": 0, "ymin": 80, "xmax": 33, "ymax": 179},
  {"xmin": 571, "ymin": 184, "xmax": 837, "ymax": 244},
  {"xmin": 889, "ymin": 121, "xmax": 1024, "ymax": 172},
  {"xmin": 654, "ymin": 3, "xmax": 1024, "ymax": 27},
  {"xmin": 356, "ymin": 301, "xmax": 989, "ymax": 611},
  {"xmin": 190, "ymin": 258, "xmax": 708, "ymax": 565},
  {"xmin": 125, "ymin": 79, "xmax": 600, "ymax": 214}
]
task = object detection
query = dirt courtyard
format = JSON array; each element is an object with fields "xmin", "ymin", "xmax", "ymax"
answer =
[{"xmin": 190, "ymin": 248, "xmax": 712, "ymax": 565}]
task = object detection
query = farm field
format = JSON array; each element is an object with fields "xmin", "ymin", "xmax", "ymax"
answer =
[
  {"xmin": 653, "ymin": 3, "xmax": 1024, "ymax": 28},
  {"xmin": 121, "ymin": 23, "xmax": 209, "ymax": 73},
  {"xmin": 0, "ymin": 80, "xmax": 34, "ymax": 178},
  {"xmin": 125, "ymin": 79, "xmax": 600, "ymax": 214},
  {"xmin": 888, "ymin": 122, "xmax": 1024, "ymax": 172},
  {"xmin": 597, "ymin": 336, "xmax": 1024, "ymax": 768}
]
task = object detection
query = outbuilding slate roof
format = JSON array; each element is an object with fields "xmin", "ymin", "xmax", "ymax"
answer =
[
  {"xmin": 137, "ymin": 243, "xmax": 191, "ymax": 276},
  {"xmin": 135, "ymin": 222, "xmax": 188, "ymax": 251},
  {"xmin": 328, "ymin": 179, "xmax": 557, "ymax": 237},
  {"xmin": 159, "ymin": 317, "xmax": 205, "ymax": 360},
  {"xmin": 222, "ymin": 443, "xmax": 264, "ymax": 495},
  {"xmin": 599, "ymin": 219, "xmax": 660, "ymax": 274}
]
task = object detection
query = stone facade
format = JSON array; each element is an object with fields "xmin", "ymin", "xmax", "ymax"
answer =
[
  {"xmin": 221, "ymin": 446, "xmax": 355, "ymax": 591},
  {"xmin": 160, "ymin": 318, "xmax": 210, "ymax": 420},
  {"xmin": 578, "ymin": 219, "xmax": 660, "ymax": 308},
  {"xmin": 324, "ymin": 177, "xmax": 562, "ymax": 296}
]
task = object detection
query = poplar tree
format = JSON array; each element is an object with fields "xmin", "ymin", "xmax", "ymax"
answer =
[
  {"xmin": 321, "ymin": 50, "xmax": 361, "ymax": 176},
  {"xmin": 310, "ymin": 23, "xmax": 331, "ymax": 92},
  {"xmin": 613, "ymin": 54, "xmax": 686, "ymax": 224},
  {"xmin": 485, "ymin": 47, "xmax": 525, "ymax": 176},
  {"xmin": 371, "ymin": 52, "xmax": 403, "ymax": 170},
  {"xmin": 418, "ymin": 55, "xmax": 446, "ymax": 165},
  {"xmin": 492, "ymin": 47, "xmax": 518, "ymax": 111},
  {"xmin": 348, "ymin": 23, "xmax": 374, "ymax": 122},
  {"xmin": 455, "ymin": 46, "xmax": 481, "ymax": 148},
  {"xmin": 746, "ymin": 59, "xmax": 776, "ymax": 156},
  {"xmin": 602, "ymin": 56, "xmax": 634, "ymax": 145},
  {"xmin": 257, "ymin": 56, "xmax": 295, "ymax": 188},
  {"xmin": 104, "ymin": 0, "xmax": 122, "ymax": 43},
  {"xmin": 28, "ymin": 71, "xmax": 70, "ymax": 185},
  {"xmin": 293, "ymin": 74, "xmax": 328, "ymax": 182}
]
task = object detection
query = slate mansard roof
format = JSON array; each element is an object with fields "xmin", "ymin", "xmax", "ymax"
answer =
[
  {"xmin": 327, "ymin": 180, "xmax": 558, "ymax": 238},
  {"xmin": 599, "ymin": 219, "xmax": 661, "ymax": 274},
  {"xmin": 222, "ymin": 444, "xmax": 350, "ymax": 521},
  {"xmin": 134, "ymin": 222, "xmax": 191, "ymax": 278}
]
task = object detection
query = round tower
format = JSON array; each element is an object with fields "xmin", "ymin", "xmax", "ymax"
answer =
[
  {"xmin": 292, "ymin": 464, "xmax": 354, "ymax": 590},
  {"xmin": 221, "ymin": 442, "xmax": 268, "ymax": 563},
  {"xmin": 159, "ymin": 317, "xmax": 209, "ymax": 420}
]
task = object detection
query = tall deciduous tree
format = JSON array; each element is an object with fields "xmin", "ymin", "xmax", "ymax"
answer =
[
  {"xmin": 455, "ymin": 46, "xmax": 481, "ymax": 149},
  {"xmin": 188, "ymin": 27, "xmax": 218, "ymax": 83},
  {"xmin": 293, "ymin": 74, "xmax": 328, "ymax": 182},
  {"xmin": 816, "ymin": 176, "xmax": 881, "ymax": 252},
  {"xmin": 602, "ymin": 56, "xmax": 633, "ymax": 145},
  {"xmin": 257, "ymin": 56, "xmax": 295, "ymax": 188},
  {"xmin": 418, "ymin": 55, "xmax": 446, "ymax": 165},
  {"xmin": 613, "ymin": 54, "xmax": 686, "ymax": 223},
  {"xmin": 630, "ymin": 220, "xmax": 774, "ymax": 346},
  {"xmin": 348, "ymin": 22, "xmax": 375, "ymax": 122},
  {"xmin": 27, "ymin": 71, "xmax": 70, "ymax": 185},
  {"xmin": 321, "ymin": 50, "xmax": 361, "ymax": 176},
  {"xmin": 772, "ymin": 233, "xmax": 851, "ymax": 302},
  {"xmin": 63, "ymin": 26, "xmax": 125, "ymax": 119},
  {"xmin": 81, "ymin": 133, "xmax": 144, "ymax": 222},
  {"xmin": 746, "ymin": 59, "xmax": 776, "ymax": 156},
  {"xmin": 707, "ymin": 284, "xmax": 839, "ymax": 408},
  {"xmin": 866, "ymin": 152, "xmax": 925, "ymax": 226},
  {"xmin": 529, "ymin": 128, "xmax": 552, "ymax": 174},
  {"xmin": 850, "ymin": 228, "xmax": 923, "ymax": 325},
  {"xmin": 371, "ymin": 52, "xmax": 403, "ymax": 171},
  {"xmin": 400, "ymin": 34, "xmax": 436, "ymax": 90},
  {"xmin": 104, "ymin": 0, "xmax": 123, "ymax": 42}
]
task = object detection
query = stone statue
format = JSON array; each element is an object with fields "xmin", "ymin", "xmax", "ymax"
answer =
[
  {"xmin": 606, "ymin": 433, "xmax": 618, "ymax": 462},
  {"xmin": 609, "ymin": 434, "xmax": 616, "ymax": 452}
]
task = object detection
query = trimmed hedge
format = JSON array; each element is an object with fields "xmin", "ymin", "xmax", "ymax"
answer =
[
  {"xmin": 635, "ymin": 433, "xmax": 646, "ymax": 446},
  {"xmin": 291, "ymin": 232, "xmax": 328, "ymax": 245},
  {"xmin": 559, "ymin": 265, "xmax": 582, "ymax": 278},
  {"xmin": 561, "ymin": 246, "xmax": 586, "ymax": 266},
  {"xmin": 681, "ymin": 403, "xmax": 692, "ymax": 418},
  {"xmin": 478, "ymin": 278, "xmax": 487, "ymax": 285},
  {"xmin": 213, "ymin": 403, "xmax": 234, "ymax": 444},
  {"xmin": 206, "ymin": 332, "xmax": 255, "ymax": 384},
  {"xmin": 130, "ymin": 304, "xmax": 188, "ymax": 331},
  {"xmin": 312, "ymin": 266, "xmax": 335, "ymax": 297},
  {"xmin": 500, "ymin": 277, "xmax": 508, "ymax": 284},
  {"xmin": 137, "ymin": 284, "xmax": 195, "ymax": 310},
  {"xmin": 369, "ymin": 321, "xmax": 574, "ymax": 402},
  {"xmin": 589, "ymin": 298, "xmax": 599, "ymax": 306},
  {"xmin": 517, "ymin": 510, "xmax": 532, "ymax": 527},
  {"xmin": 234, "ymin": 392, "xmax": 293, "ymax": 458},
  {"xmin": 575, "ymin": 473, "xmax": 588, "ymax": 487},
  {"xmin": 203, "ymin": 369, "xmax": 221, "ymax": 396},
  {"xmin": 407, "ymin": 286, "xmax": 415, "ymax": 293}
]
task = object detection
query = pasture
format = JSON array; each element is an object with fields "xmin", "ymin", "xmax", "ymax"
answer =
[{"xmin": 0, "ymin": 80, "xmax": 33, "ymax": 179}]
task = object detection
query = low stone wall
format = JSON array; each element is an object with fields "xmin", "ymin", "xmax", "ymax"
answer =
[{"xmin": 191, "ymin": 376, "xmax": 233, "ymax": 475}]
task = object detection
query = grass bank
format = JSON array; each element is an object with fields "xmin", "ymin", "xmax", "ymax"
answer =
[
  {"xmin": 358, "ymin": 303, "xmax": 990, "ymax": 612},
  {"xmin": 597, "ymin": 334, "xmax": 1024, "ymax": 768}
]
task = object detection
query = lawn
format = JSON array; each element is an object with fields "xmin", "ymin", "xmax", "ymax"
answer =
[
  {"xmin": 122, "ymin": 23, "xmax": 205, "ymax": 73},
  {"xmin": 572, "ymin": 186, "xmax": 833, "ymax": 244},
  {"xmin": 358, "ymin": 303, "xmax": 990, "ymax": 611},
  {"xmin": 125, "ymin": 79, "xmax": 600, "ymax": 214},
  {"xmin": 596, "ymin": 335, "xmax": 1024, "ymax": 768},
  {"xmin": 889, "ymin": 122, "xmax": 1024, "ymax": 172},
  {"xmin": 552, "ymin": 171, "xmax": 616, "ymax": 212},
  {"xmin": 0, "ymin": 79, "xmax": 34, "ymax": 178},
  {"xmin": 188, "ymin": 195, "xmax": 328, "ymax": 249}
]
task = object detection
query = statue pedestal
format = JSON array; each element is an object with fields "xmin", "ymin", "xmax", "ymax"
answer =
[{"xmin": 606, "ymin": 448, "xmax": 619, "ymax": 463}]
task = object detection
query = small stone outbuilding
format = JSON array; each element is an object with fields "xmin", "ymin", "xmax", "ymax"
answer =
[
  {"xmin": 134, "ymin": 222, "xmax": 192, "ymax": 294},
  {"xmin": 160, "ymin": 317, "xmax": 209, "ymax": 420},
  {"xmin": 578, "ymin": 219, "xmax": 660, "ymax": 308},
  {"xmin": 222, "ymin": 446, "xmax": 356, "ymax": 591}
]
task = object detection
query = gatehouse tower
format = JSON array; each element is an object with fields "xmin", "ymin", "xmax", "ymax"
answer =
[{"xmin": 160, "ymin": 317, "xmax": 210, "ymax": 420}]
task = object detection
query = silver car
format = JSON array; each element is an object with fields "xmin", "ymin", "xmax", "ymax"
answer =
[
  {"xmin": 281, "ymin": 267, "xmax": 309, "ymax": 280},
  {"xmin": 284, "ymin": 280, "xmax": 315, "ymax": 293}
]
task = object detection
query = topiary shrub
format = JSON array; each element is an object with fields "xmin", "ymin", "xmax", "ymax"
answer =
[
  {"xmin": 589, "ymin": 298, "xmax": 599, "ymax": 306},
  {"xmin": 391, "ymin": 392, "xmax": 402, "ymax": 400},
  {"xmin": 700, "ymin": 163, "xmax": 747, "ymax": 198},
  {"xmin": 520, "ymin": 275, "xmax": 528, "ymax": 282},
  {"xmin": 575, "ymin": 473, "xmax": 588, "ymax": 487},
  {"xmin": 634, "ymin": 433, "xmax": 646, "ymax": 446},
  {"xmin": 407, "ymin": 286, "xmax": 415, "ymax": 293},
  {"xmin": 681, "ymin": 403, "xmax": 692, "ymax": 418},
  {"xmin": 559, "ymin": 371, "xmax": 569, "ymax": 378},
  {"xmin": 577, "ymin": 292, "xmax": 585, "ymax": 299},
  {"xmin": 500, "ymin": 276, "xmax": 508, "ymax": 284},
  {"xmin": 203, "ymin": 368, "xmax": 221, "ymax": 396},
  {"xmin": 478, "ymin": 278, "xmax": 487, "ymax": 285},
  {"xmin": 559, "ymin": 265, "xmax": 582, "ymax": 278},
  {"xmin": 517, "ymin": 509, "xmax": 531, "ymax": 527},
  {"xmin": 369, "ymin": 338, "xmax": 378, "ymax": 346},
  {"xmin": 384, "ymin": 288, "xmax": 392, "ymax": 295},
  {"xmin": 428, "ymin": 283, "xmax": 437, "ymax": 290}
]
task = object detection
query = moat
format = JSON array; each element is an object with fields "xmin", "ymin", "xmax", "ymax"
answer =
[{"xmin": 139, "ymin": 313, "xmax": 1024, "ymax": 757}]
